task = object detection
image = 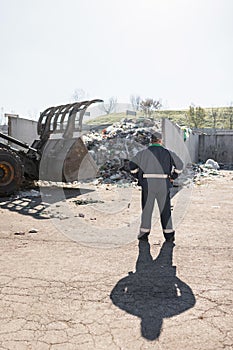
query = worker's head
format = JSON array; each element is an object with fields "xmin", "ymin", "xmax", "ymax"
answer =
[{"xmin": 151, "ymin": 131, "xmax": 163, "ymax": 144}]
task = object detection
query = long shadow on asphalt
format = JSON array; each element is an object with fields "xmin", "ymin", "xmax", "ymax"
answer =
[
  {"xmin": 0, "ymin": 187, "xmax": 94, "ymax": 220},
  {"xmin": 110, "ymin": 241, "xmax": 196, "ymax": 341}
]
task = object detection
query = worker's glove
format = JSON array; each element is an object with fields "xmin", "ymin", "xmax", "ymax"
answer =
[{"xmin": 170, "ymin": 172, "xmax": 178, "ymax": 181}]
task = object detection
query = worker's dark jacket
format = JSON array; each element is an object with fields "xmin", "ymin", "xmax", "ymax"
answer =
[{"xmin": 129, "ymin": 144, "xmax": 183, "ymax": 187}]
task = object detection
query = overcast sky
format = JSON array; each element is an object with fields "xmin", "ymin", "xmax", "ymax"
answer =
[{"xmin": 0, "ymin": 0, "xmax": 233, "ymax": 119}]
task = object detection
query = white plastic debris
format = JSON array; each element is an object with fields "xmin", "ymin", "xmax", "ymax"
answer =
[{"xmin": 205, "ymin": 159, "xmax": 220, "ymax": 170}]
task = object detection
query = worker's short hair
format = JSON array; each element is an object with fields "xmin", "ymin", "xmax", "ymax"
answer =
[{"xmin": 151, "ymin": 132, "xmax": 162, "ymax": 143}]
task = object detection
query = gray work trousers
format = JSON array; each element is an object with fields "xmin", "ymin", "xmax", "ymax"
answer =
[{"xmin": 140, "ymin": 179, "xmax": 173, "ymax": 233}]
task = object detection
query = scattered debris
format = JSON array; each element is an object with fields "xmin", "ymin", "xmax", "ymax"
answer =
[
  {"xmin": 14, "ymin": 189, "xmax": 41, "ymax": 199},
  {"xmin": 78, "ymin": 213, "xmax": 85, "ymax": 218},
  {"xmin": 59, "ymin": 216, "xmax": 69, "ymax": 220},
  {"xmin": 219, "ymin": 163, "xmax": 233, "ymax": 170},
  {"xmin": 28, "ymin": 228, "xmax": 38, "ymax": 233},
  {"xmin": 74, "ymin": 199, "xmax": 104, "ymax": 205},
  {"xmin": 191, "ymin": 160, "xmax": 224, "ymax": 184}
]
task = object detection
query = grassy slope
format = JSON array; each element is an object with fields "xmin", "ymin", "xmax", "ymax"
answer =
[{"xmin": 86, "ymin": 107, "xmax": 232, "ymax": 129}]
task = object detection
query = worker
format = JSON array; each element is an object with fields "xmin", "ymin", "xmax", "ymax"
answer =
[{"xmin": 129, "ymin": 131, "xmax": 183, "ymax": 242}]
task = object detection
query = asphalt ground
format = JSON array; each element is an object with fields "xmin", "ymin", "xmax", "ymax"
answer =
[{"xmin": 0, "ymin": 170, "xmax": 232, "ymax": 349}]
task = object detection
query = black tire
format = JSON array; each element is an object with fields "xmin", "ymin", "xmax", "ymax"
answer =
[{"xmin": 0, "ymin": 147, "xmax": 23, "ymax": 196}]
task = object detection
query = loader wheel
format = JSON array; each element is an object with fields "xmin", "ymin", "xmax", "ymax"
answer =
[{"xmin": 0, "ymin": 148, "xmax": 23, "ymax": 196}]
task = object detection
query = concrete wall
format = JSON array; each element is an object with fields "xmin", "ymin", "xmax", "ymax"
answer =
[
  {"xmin": 0, "ymin": 124, "xmax": 8, "ymax": 145},
  {"xmin": 199, "ymin": 133, "xmax": 233, "ymax": 164},
  {"xmin": 193, "ymin": 128, "xmax": 233, "ymax": 135},
  {"xmin": 8, "ymin": 116, "xmax": 38, "ymax": 149},
  {"xmin": 162, "ymin": 118, "xmax": 199, "ymax": 166}
]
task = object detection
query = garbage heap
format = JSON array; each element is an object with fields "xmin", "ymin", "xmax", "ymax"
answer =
[
  {"xmin": 168, "ymin": 159, "xmax": 223, "ymax": 190},
  {"xmin": 83, "ymin": 118, "xmax": 162, "ymax": 184},
  {"xmin": 192, "ymin": 159, "xmax": 223, "ymax": 184}
]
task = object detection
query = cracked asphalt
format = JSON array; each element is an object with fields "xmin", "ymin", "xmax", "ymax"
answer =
[{"xmin": 0, "ymin": 171, "xmax": 233, "ymax": 350}]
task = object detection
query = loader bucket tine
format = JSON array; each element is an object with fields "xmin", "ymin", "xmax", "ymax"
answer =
[
  {"xmin": 58, "ymin": 102, "xmax": 86, "ymax": 135},
  {"xmin": 38, "ymin": 99, "xmax": 103, "ymax": 138},
  {"xmin": 63, "ymin": 103, "xmax": 82, "ymax": 138},
  {"xmin": 49, "ymin": 105, "xmax": 66, "ymax": 133},
  {"xmin": 53, "ymin": 105, "xmax": 69, "ymax": 132},
  {"xmin": 62, "ymin": 100, "xmax": 94, "ymax": 138},
  {"xmin": 62, "ymin": 102, "xmax": 85, "ymax": 138},
  {"xmin": 37, "ymin": 107, "xmax": 54, "ymax": 136},
  {"xmin": 59, "ymin": 105, "xmax": 76, "ymax": 133},
  {"xmin": 38, "ymin": 103, "xmax": 72, "ymax": 137},
  {"xmin": 41, "ymin": 107, "xmax": 58, "ymax": 139}
]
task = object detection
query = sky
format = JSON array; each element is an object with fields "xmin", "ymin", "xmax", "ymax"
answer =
[{"xmin": 0, "ymin": 0, "xmax": 233, "ymax": 120}]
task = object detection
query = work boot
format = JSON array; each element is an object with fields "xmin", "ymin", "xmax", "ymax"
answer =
[
  {"xmin": 138, "ymin": 231, "xmax": 150, "ymax": 241},
  {"xmin": 164, "ymin": 231, "xmax": 175, "ymax": 242}
]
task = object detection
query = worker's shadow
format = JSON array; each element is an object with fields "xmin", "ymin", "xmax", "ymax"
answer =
[{"xmin": 110, "ymin": 241, "xmax": 196, "ymax": 341}]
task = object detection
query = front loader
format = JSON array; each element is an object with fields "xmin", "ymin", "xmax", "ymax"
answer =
[{"xmin": 0, "ymin": 99, "xmax": 103, "ymax": 196}]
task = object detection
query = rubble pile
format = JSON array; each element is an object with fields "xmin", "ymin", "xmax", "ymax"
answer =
[
  {"xmin": 171, "ymin": 159, "xmax": 224, "ymax": 189},
  {"xmin": 83, "ymin": 118, "xmax": 162, "ymax": 184},
  {"xmin": 83, "ymin": 121, "xmax": 225, "ymax": 187},
  {"xmin": 219, "ymin": 163, "xmax": 233, "ymax": 170},
  {"xmin": 192, "ymin": 159, "xmax": 223, "ymax": 184}
]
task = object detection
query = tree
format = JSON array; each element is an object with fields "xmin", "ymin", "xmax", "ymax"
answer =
[
  {"xmin": 210, "ymin": 108, "xmax": 218, "ymax": 129},
  {"xmin": 224, "ymin": 103, "xmax": 233, "ymax": 129},
  {"xmin": 229, "ymin": 104, "xmax": 233, "ymax": 129},
  {"xmin": 188, "ymin": 105, "xmax": 206, "ymax": 128},
  {"xmin": 140, "ymin": 98, "xmax": 161, "ymax": 118},
  {"xmin": 71, "ymin": 88, "xmax": 87, "ymax": 102},
  {"xmin": 100, "ymin": 97, "xmax": 117, "ymax": 114},
  {"xmin": 130, "ymin": 95, "xmax": 141, "ymax": 111}
]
